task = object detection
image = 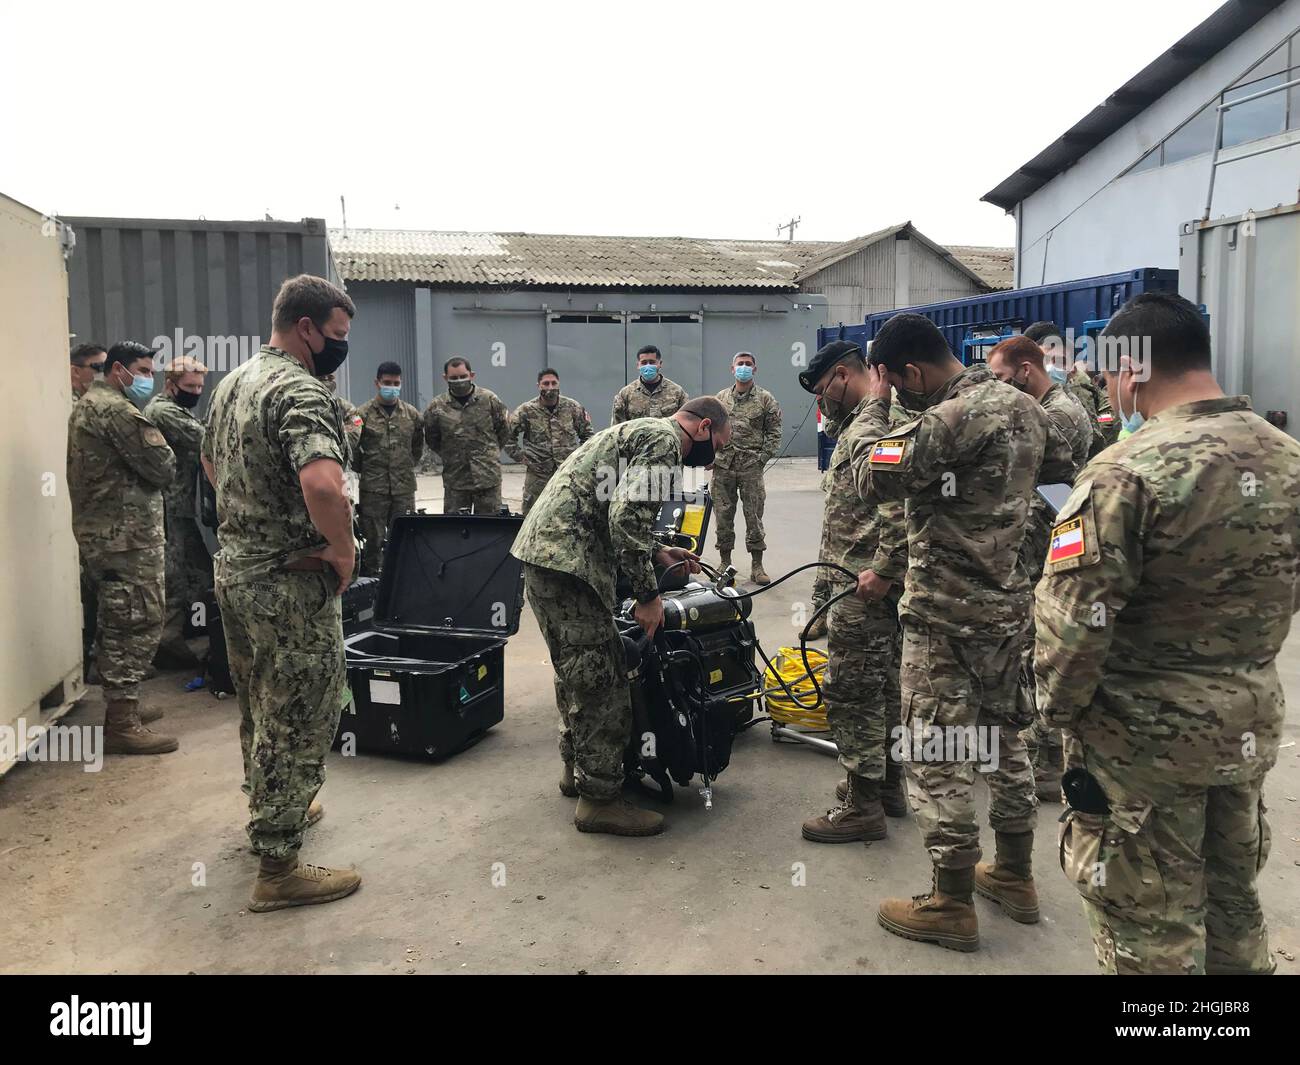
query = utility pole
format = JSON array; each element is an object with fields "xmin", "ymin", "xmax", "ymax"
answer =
[
  {"xmin": 777, "ymin": 216, "xmax": 801, "ymax": 242},
  {"xmin": 340, "ymin": 194, "xmax": 348, "ymax": 236}
]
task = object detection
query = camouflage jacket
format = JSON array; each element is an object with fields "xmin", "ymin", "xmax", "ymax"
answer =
[
  {"xmin": 201, "ymin": 345, "xmax": 348, "ymax": 584},
  {"xmin": 511, "ymin": 418, "xmax": 680, "ymax": 610},
  {"xmin": 354, "ymin": 396, "xmax": 424, "ymax": 498},
  {"xmin": 68, "ymin": 380, "xmax": 175, "ymax": 553},
  {"xmin": 1035, "ymin": 396, "xmax": 1300, "ymax": 785},
  {"xmin": 143, "ymin": 393, "xmax": 205, "ymax": 531},
  {"xmin": 847, "ymin": 365, "xmax": 1073, "ymax": 638},
  {"xmin": 506, "ymin": 395, "xmax": 593, "ymax": 476},
  {"xmin": 422, "ymin": 386, "xmax": 511, "ymax": 492},
  {"xmin": 821, "ymin": 396, "xmax": 907, "ymax": 627},
  {"xmin": 335, "ymin": 396, "xmax": 363, "ymax": 468},
  {"xmin": 712, "ymin": 383, "xmax": 782, "ymax": 474},
  {"xmin": 1023, "ymin": 383, "xmax": 1095, "ymax": 581},
  {"xmin": 1067, "ymin": 368, "xmax": 1117, "ymax": 454},
  {"xmin": 610, "ymin": 375, "xmax": 687, "ymax": 424}
]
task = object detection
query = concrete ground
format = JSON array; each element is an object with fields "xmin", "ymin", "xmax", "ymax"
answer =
[{"xmin": 2, "ymin": 457, "xmax": 1297, "ymax": 975}]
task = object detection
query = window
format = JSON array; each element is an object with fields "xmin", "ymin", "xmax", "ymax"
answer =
[
  {"xmin": 1130, "ymin": 146, "xmax": 1162, "ymax": 172},
  {"xmin": 1222, "ymin": 72, "xmax": 1287, "ymax": 148},
  {"xmin": 1162, "ymin": 100, "xmax": 1219, "ymax": 164}
]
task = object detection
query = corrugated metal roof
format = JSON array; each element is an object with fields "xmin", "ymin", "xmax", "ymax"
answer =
[
  {"xmin": 330, "ymin": 228, "xmax": 840, "ymax": 289},
  {"xmin": 946, "ymin": 245, "xmax": 1016, "ymax": 290},
  {"xmin": 982, "ymin": 0, "xmax": 1287, "ymax": 211}
]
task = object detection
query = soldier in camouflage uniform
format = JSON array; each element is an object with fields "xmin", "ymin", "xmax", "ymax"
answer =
[
  {"xmin": 144, "ymin": 355, "xmax": 213, "ymax": 670},
  {"xmin": 1036, "ymin": 292, "xmax": 1299, "ymax": 975},
  {"xmin": 201, "ymin": 275, "xmax": 362, "ymax": 913},
  {"xmin": 69, "ymin": 343, "xmax": 107, "ymax": 678},
  {"xmin": 506, "ymin": 367, "xmax": 593, "ymax": 514},
  {"xmin": 712, "ymin": 352, "xmax": 782, "ymax": 585},
  {"xmin": 512, "ymin": 397, "xmax": 730, "ymax": 836},
  {"xmin": 986, "ymin": 336, "xmax": 1094, "ymax": 801},
  {"xmin": 422, "ymin": 357, "xmax": 512, "ymax": 514},
  {"xmin": 610, "ymin": 344, "xmax": 688, "ymax": 424},
  {"xmin": 1025, "ymin": 321, "xmax": 1116, "ymax": 456},
  {"xmin": 68, "ymin": 341, "xmax": 178, "ymax": 754},
  {"xmin": 844, "ymin": 314, "xmax": 1073, "ymax": 952},
  {"xmin": 806, "ymin": 397, "xmax": 844, "ymax": 640},
  {"xmin": 354, "ymin": 361, "xmax": 424, "ymax": 576},
  {"xmin": 797, "ymin": 342, "xmax": 908, "ymax": 843},
  {"xmin": 321, "ymin": 372, "xmax": 364, "ymax": 464}
]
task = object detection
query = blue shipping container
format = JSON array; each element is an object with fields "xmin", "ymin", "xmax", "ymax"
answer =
[{"xmin": 817, "ymin": 268, "xmax": 1179, "ymax": 364}]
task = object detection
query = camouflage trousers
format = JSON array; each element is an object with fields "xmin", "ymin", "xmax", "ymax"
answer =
[
  {"xmin": 1060, "ymin": 754, "xmax": 1274, "ymax": 975},
  {"xmin": 444, "ymin": 484, "xmax": 502, "ymax": 515},
  {"xmin": 524, "ymin": 563, "xmax": 630, "ymax": 801},
  {"xmin": 79, "ymin": 550, "xmax": 98, "ymax": 681},
  {"xmin": 521, "ymin": 468, "xmax": 555, "ymax": 515},
  {"xmin": 898, "ymin": 622, "xmax": 1037, "ymax": 870},
  {"xmin": 159, "ymin": 517, "xmax": 213, "ymax": 661},
  {"xmin": 81, "ymin": 545, "xmax": 165, "ymax": 702},
  {"xmin": 359, "ymin": 491, "xmax": 415, "ymax": 577},
  {"xmin": 811, "ymin": 473, "xmax": 834, "ymax": 606},
  {"xmin": 823, "ymin": 595, "xmax": 901, "ymax": 779},
  {"xmin": 711, "ymin": 468, "xmax": 766, "ymax": 554},
  {"xmin": 1019, "ymin": 623, "xmax": 1063, "ymax": 764},
  {"xmin": 216, "ymin": 569, "xmax": 346, "ymax": 860}
]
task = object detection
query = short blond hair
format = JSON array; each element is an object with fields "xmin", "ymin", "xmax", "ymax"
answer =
[{"xmin": 166, "ymin": 355, "xmax": 209, "ymax": 381}]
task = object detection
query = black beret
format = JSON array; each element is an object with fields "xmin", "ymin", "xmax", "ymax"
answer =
[{"xmin": 798, "ymin": 339, "xmax": 863, "ymax": 393}]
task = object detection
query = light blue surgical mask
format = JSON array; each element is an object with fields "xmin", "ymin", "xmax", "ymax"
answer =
[
  {"xmin": 639, "ymin": 364, "xmax": 659, "ymax": 383},
  {"xmin": 379, "ymin": 385, "xmax": 401, "ymax": 403},
  {"xmin": 127, "ymin": 373, "xmax": 155, "ymax": 402},
  {"xmin": 1047, "ymin": 366, "xmax": 1068, "ymax": 386},
  {"xmin": 734, "ymin": 365, "xmax": 754, "ymax": 383},
  {"xmin": 1118, "ymin": 381, "xmax": 1145, "ymax": 435}
]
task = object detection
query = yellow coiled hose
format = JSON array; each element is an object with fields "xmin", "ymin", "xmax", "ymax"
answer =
[{"xmin": 763, "ymin": 646, "xmax": 829, "ymax": 730}]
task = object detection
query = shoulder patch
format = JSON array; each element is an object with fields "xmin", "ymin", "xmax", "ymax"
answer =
[
  {"xmin": 1047, "ymin": 516, "xmax": 1085, "ymax": 564},
  {"xmin": 868, "ymin": 439, "xmax": 907, "ymax": 466},
  {"xmin": 1046, "ymin": 480, "xmax": 1101, "ymax": 572},
  {"xmin": 142, "ymin": 426, "xmax": 167, "ymax": 447}
]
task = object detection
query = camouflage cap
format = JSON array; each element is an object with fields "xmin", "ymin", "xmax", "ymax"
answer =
[{"xmin": 798, "ymin": 339, "xmax": 863, "ymax": 393}]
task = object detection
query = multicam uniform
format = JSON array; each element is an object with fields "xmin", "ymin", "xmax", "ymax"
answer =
[
  {"xmin": 847, "ymin": 365, "xmax": 1072, "ymax": 870},
  {"xmin": 711, "ymin": 383, "xmax": 781, "ymax": 558},
  {"xmin": 68, "ymin": 380, "xmax": 176, "ymax": 704},
  {"xmin": 511, "ymin": 419, "xmax": 680, "ymax": 799},
  {"xmin": 143, "ymin": 392, "xmax": 213, "ymax": 663},
  {"xmin": 1066, "ymin": 368, "xmax": 1117, "ymax": 456},
  {"xmin": 1036, "ymin": 396, "xmax": 1300, "ymax": 975},
  {"xmin": 610, "ymin": 375, "xmax": 687, "ymax": 424},
  {"xmin": 422, "ymin": 386, "xmax": 512, "ymax": 514},
  {"xmin": 506, "ymin": 395, "xmax": 593, "ymax": 514},
  {"xmin": 202, "ymin": 345, "xmax": 350, "ymax": 861},
  {"xmin": 354, "ymin": 396, "xmax": 424, "ymax": 576}
]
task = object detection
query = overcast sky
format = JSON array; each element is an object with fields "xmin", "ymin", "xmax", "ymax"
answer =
[{"xmin": 2, "ymin": 0, "xmax": 1223, "ymax": 248}]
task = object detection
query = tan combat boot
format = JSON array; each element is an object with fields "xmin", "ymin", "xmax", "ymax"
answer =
[
  {"xmin": 750, "ymin": 552, "xmax": 771, "ymax": 585},
  {"xmin": 805, "ymin": 611, "xmax": 828, "ymax": 639},
  {"xmin": 837, "ymin": 759, "xmax": 907, "ymax": 817},
  {"xmin": 718, "ymin": 550, "xmax": 732, "ymax": 572},
  {"xmin": 559, "ymin": 760, "xmax": 578, "ymax": 798},
  {"xmin": 877, "ymin": 867, "xmax": 980, "ymax": 952},
  {"xmin": 803, "ymin": 774, "xmax": 886, "ymax": 843},
  {"xmin": 139, "ymin": 704, "xmax": 164, "ymax": 725},
  {"xmin": 574, "ymin": 795, "xmax": 664, "ymax": 836},
  {"xmin": 248, "ymin": 854, "xmax": 362, "ymax": 912},
  {"xmin": 103, "ymin": 699, "xmax": 179, "ymax": 755},
  {"xmin": 306, "ymin": 799, "xmax": 324, "ymax": 827},
  {"xmin": 974, "ymin": 830, "xmax": 1040, "ymax": 924}
]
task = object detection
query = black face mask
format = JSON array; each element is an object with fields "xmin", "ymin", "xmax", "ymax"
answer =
[
  {"xmin": 684, "ymin": 428, "xmax": 715, "ymax": 468},
  {"xmin": 308, "ymin": 327, "xmax": 349, "ymax": 378},
  {"xmin": 173, "ymin": 389, "xmax": 201, "ymax": 410}
]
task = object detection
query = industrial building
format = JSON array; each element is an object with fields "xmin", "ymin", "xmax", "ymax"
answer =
[{"xmin": 985, "ymin": 0, "xmax": 1300, "ymax": 286}]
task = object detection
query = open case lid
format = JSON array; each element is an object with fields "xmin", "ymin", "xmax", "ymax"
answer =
[{"xmin": 374, "ymin": 512, "xmax": 525, "ymax": 636}]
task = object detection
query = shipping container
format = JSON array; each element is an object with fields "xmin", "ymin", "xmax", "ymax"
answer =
[
  {"xmin": 0, "ymin": 194, "xmax": 85, "ymax": 775},
  {"xmin": 1179, "ymin": 202, "xmax": 1300, "ymax": 440},
  {"xmin": 818, "ymin": 268, "xmax": 1180, "ymax": 364}
]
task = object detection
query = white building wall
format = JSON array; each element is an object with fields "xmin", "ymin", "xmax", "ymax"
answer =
[{"xmin": 1016, "ymin": 1, "xmax": 1300, "ymax": 285}]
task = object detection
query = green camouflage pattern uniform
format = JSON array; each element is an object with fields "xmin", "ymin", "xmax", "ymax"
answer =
[
  {"xmin": 1066, "ymin": 368, "xmax": 1117, "ymax": 456},
  {"xmin": 847, "ymin": 365, "xmax": 1074, "ymax": 870},
  {"xmin": 354, "ymin": 396, "xmax": 424, "ymax": 576},
  {"xmin": 811, "ymin": 398, "xmax": 844, "ymax": 611},
  {"xmin": 1035, "ymin": 396, "xmax": 1300, "ymax": 975},
  {"xmin": 1018, "ymin": 383, "xmax": 1095, "ymax": 769},
  {"xmin": 143, "ymin": 393, "xmax": 213, "ymax": 660},
  {"xmin": 512, "ymin": 419, "xmax": 679, "ymax": 798},
  {"xmin": 821, "ymin": 396, "xmax": 908, "ymax": 779},
  {"xmin": 335, "ymin": 395, "xmax": 363, "ymax": 466},
  {"xmin": 506, "ymin": 395, "xmax": 594, "ymax": 514},
  {"xmin": 610, "ymin": 374, "xmax": 688, "ymax": 424},
  {"xmin": 711, "ymin": 383, "xmax": 782, "ymax": 555},
  {"xmin": 201, "ymin": 345, "xmax": 350, "ymax": 861},
  {"xmin": 422, "ymin": 386, "xmax": 511, "ymax": 514},
  {"xmin": 68, "ymin": 380, "xmax": 176, "ymax": 702}
]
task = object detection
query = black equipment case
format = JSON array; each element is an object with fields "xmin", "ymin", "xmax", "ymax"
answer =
[{"xmin": 335, "ymin": 512, "xmax": 525, "ymax": 759}]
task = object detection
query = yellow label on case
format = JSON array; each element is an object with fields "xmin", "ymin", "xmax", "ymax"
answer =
[
  {"xmin": 681, "ymin": 505, "xmax": 705, "ymax": 536},
  {"xmin": 709, "ymin": 668, "xmax": 723, "ymax": 685},
  {"xmin": 477, "ymin": 665, "xmax": 488, "ymax": 680}
]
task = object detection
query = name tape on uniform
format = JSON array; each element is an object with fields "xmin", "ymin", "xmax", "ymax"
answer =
[
  {"xmin": 1048, "ymin": 516, "xmax": 1086, "ymax": 564},
  {"xmin": 869, "ymin": 439, "xmax": 906, "ymax": 465}
]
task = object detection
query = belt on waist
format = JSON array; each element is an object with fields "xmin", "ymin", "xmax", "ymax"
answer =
[{"xmin": 281, "ymin": 557, "xmax": 329, "ymax": 573}]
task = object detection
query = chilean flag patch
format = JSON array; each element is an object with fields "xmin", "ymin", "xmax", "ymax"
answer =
[
  {"xmin": 1048, "ymin": 517, "xmax": 1086, "ymax": 564},
  {"xmin": 869, "ymin": 439, "xmax": 906, "ymax": 465},
  {"xmin": 1097, "ymin": 412, "xmax": 1114, "ymax": 424}
]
